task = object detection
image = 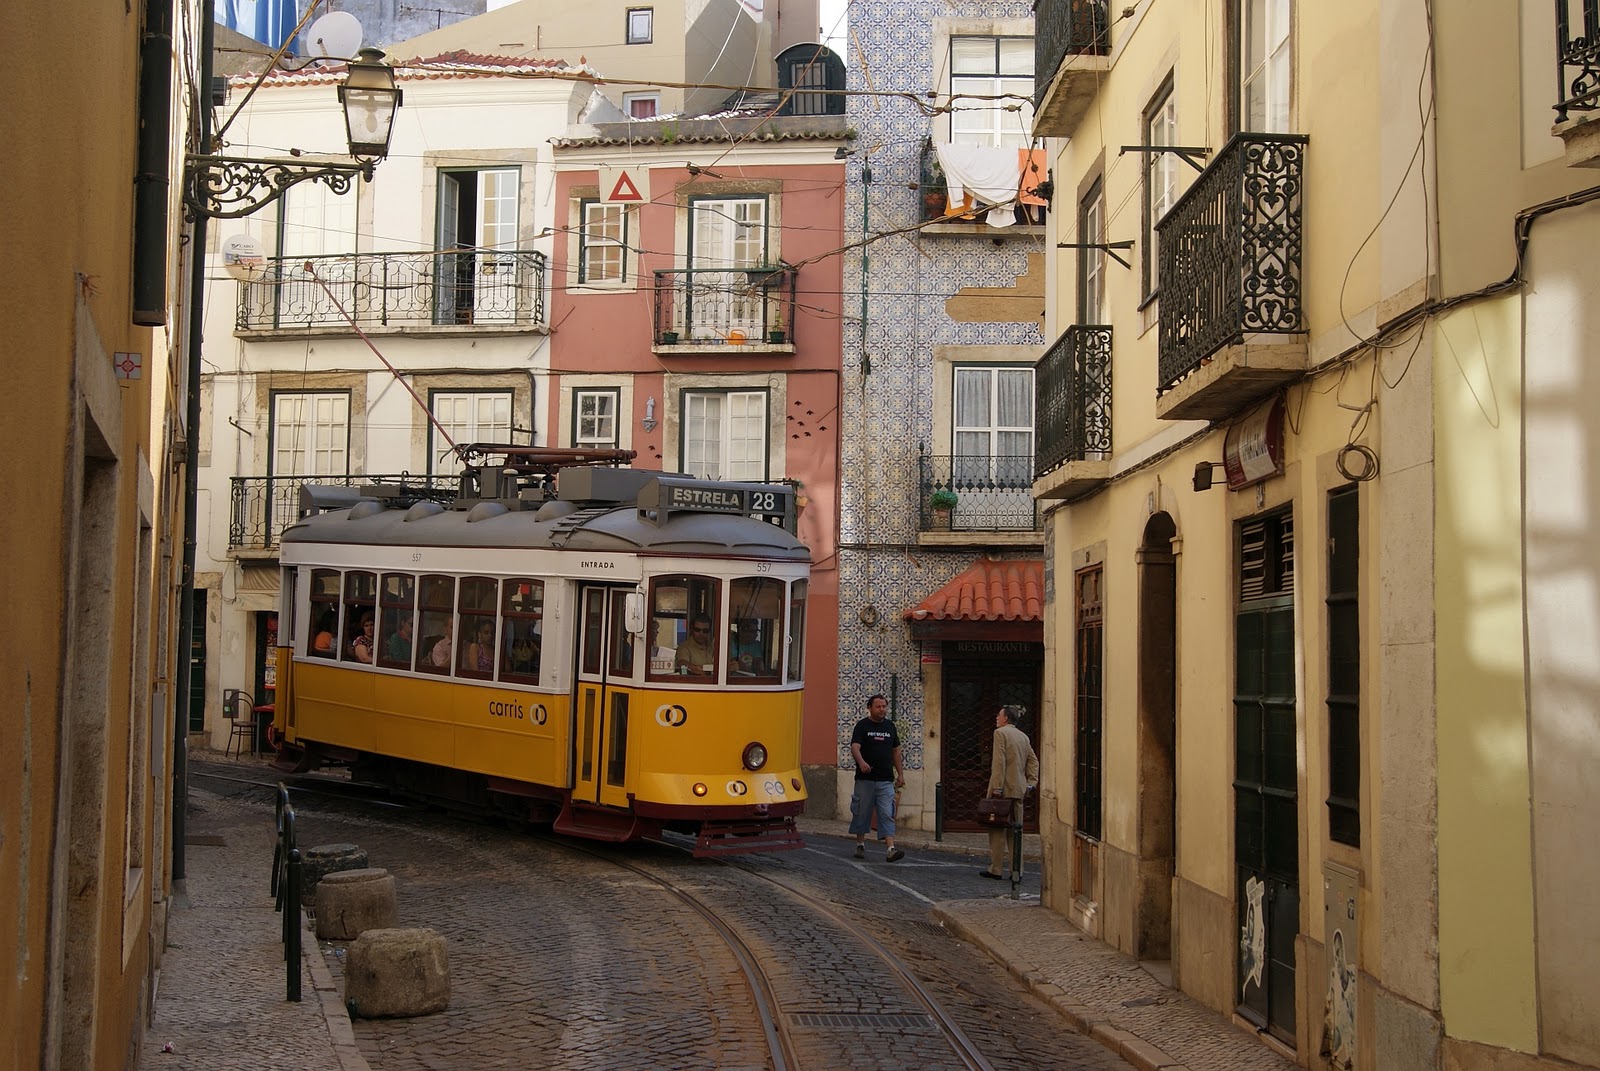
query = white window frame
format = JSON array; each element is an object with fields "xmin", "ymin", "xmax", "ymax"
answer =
[
  {"xmin": 626, "ymin": 7, "xmax": 653, "ymax": 44},
  {"xmin": 622, "ymin": 92, "xmax": 659, "ymax": 119},
  {"xmin": 951, "ymin": 365, "xmax": 1035, "ymax": 484},
  {"xmin": 680, "ymin": 389, "xmax": 769, "ymax": 482},
  {"xmin": 1079, "ymin": 180, "xmax": 1105, "ymax": 324},
  {"xmin": 579, "ymin": 199, "xmax": 629, "ymax": 285},
  {"xmin": 430, "ymin": 391, "xmax": 514, "ymax": 474},
  {"xmin": 947, "ymin": 35, "xmax": 1035, "ymax": 148},
  {"xmin": 574, "ymin": 389, "xmax": 621, "ymax": 449},
  {"xmin": 1242, "ymin": 0, "xmax": 1291, "ymax": 133},
  {"xmin": 272, "ymin": 392, "xmax": 350, "ymax": 476},
  {"xmin": 1143, "ymin": 82, "xmax": 1178, "ymax": 300}
]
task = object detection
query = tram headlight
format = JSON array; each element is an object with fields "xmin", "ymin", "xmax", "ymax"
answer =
[{"xmin": 741, "ymin": 742, "xmax": 768, "ymax": 771}]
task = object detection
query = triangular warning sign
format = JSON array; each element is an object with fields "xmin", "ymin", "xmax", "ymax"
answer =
[{"xmin": 608, "ymin": 173, "xmax": 643, "ymax": 202}]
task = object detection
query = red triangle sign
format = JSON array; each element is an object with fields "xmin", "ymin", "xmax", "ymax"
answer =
[{"xmin": 608, "ymin": 172, "xmax": 644, "ymax": 202}]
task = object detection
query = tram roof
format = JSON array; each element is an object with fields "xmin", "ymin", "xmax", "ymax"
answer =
[{"xmin": 280, "ymin": 495, "xmax": 811, "ymax": 560}]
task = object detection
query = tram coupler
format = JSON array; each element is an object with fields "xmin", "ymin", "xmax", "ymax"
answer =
[{"xmin": 693, "ymin": 817, "xmax": 805, "ymax": 857}]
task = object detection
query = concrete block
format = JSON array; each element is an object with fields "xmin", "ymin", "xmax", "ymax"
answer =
[
  {"xmin": 345, "ymin": 927, "xmax": 450, "ymax": 1019},
  {"xmin": 315, "ymin": 867, "xmax": 397, "ymax": 941}
]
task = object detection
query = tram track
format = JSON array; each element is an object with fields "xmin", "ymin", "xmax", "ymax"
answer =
[{"xmin": 550, "ymin": 836, "xmax": 996, "ymax": 1071}]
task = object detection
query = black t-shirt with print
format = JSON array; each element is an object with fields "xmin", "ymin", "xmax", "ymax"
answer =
[{"xmin": 850, "ymin": 716, "xmax": 899, "ymax": 782}]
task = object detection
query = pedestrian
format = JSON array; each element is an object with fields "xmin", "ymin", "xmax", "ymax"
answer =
[
  {"xmin": 849, "ymin": 693, "xmax": 906, "ymax": 862},
  {"xmin": 980, "ymin": 704, "xmax": 1038, "ymax": 880}
]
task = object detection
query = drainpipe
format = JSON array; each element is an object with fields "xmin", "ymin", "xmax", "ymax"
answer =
[
  {"xmin": 859, "ymin": 162, "xmax": 870, "ymax": 375},
  {"xmin": 173, "ymin": 0, "xmax": 218, "ymax": 882}
]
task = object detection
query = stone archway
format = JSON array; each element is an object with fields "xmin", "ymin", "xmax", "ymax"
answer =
[{"xmin": 1136, "ymin": 512, "xmax": 1177, "ymax": 962}]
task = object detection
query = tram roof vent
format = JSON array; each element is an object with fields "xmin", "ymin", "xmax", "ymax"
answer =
[{"xmin": 557, "ymin": 466, "xmax": 662, "ymax": 505}]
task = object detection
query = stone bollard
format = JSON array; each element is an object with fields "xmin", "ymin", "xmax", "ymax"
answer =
[
  {"xmin": 345, "ymin": 928, "xmax": 450, "ymax": 1019},
  {"xmin": 300, "ymin": 843, "xmax": 368, "ymax": 909},
  {"xmin": 314, "ymin": 868, "xmax": 397, "ymax": 941}
]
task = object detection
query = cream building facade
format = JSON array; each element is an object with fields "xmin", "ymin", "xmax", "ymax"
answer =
[{"xmin": 1030, "ymin": 0, "xmax": 1600, "ymax": 1067}]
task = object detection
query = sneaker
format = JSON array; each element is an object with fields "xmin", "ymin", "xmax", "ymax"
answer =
[
  {"xmin": 853, "ymin": 843, "xmax": 865, "ymax": 859},
  {"xmin": 885, "ymin": 847, "xmax": 905, "ymax": 863}
]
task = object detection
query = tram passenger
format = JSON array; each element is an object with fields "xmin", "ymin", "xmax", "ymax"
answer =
[
  {"xmin": 464, "ymin": 620, "xmax": 495, "ymax": 675},
  {"xmin": 731, "ymin": 619, "xmax": 767, "ymax": 675},
  {"xmin": 349, "ymin": 614, "xmax": 376, "ymax": 663},
  {"xmin": 429, "ymin": 620, "xmax": 453, "ymax": 668},
  {"xmin": 385, "ymin": 617, "xmax": 414, "ymax": 664},
  {"xmin": 674, "ymin": 615, "xmax": 717, "ymax": 676},
  {"xmin": 312, "ymin": 611, "xmax": 337, "ymax": 656}
]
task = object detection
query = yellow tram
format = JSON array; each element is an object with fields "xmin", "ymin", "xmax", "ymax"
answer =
[{"xmin": 270, "ymin": 448, "xmax": 810, "ymax": 854}]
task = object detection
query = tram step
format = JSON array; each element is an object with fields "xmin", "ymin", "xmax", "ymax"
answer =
[
  {"xmin": 693, "ymin": 818, "xmax": 805, "ymax": 857},
  {"xmin": 552, "ymin": 802, "xmax": 648, "ymax": 843}
]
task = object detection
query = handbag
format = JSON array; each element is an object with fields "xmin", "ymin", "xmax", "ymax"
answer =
[{"xmin": 976, "ymin": 796, "xmax": 1013, "ymax": 826}]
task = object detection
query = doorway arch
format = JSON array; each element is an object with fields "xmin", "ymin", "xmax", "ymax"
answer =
[{"xmin": 1136, "ymin": 512, "xmax": 1177, "ymax": 961}]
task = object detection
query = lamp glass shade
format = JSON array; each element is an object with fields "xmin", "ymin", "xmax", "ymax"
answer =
[{"xmin": 339, "ymin": 50, "xmax": 401, "ymax": 158}]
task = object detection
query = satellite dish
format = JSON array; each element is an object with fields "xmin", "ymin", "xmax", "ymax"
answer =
[
  {"xmin": 306, "ymin": 11, "xmax": 362, "ymax": 60},
  {"xmin": 221, "ymin": 234, "xmax": 268, "ymax": 282}
]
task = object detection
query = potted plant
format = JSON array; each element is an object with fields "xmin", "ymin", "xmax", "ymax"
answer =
[
  {"xmin": 928, "ymin": 488, "xmax": 958, "ymax": 530},
  {"xmin": 660, "ymin": 329, "xmax": 680, "ymax": 345}
]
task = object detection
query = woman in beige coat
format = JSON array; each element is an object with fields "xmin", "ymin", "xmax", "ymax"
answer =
[{"xmin": 980, "ymin": 704, "xmax": 1039, "ymax": 880}]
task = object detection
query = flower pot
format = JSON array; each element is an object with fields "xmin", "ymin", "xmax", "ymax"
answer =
[
  {"xmin": 660, "ymin": 331, "xmax": 679, "ymax": 345},
  {"xmin": 930, "ymin": 508, "xmax": 952, "ymax": 531},
  {"xmin": 768, "ymin": 329, "xmax": 787, "ymax": 344}
]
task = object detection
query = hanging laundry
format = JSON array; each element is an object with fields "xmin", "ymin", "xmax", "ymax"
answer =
[{"xmin": 935, "ymin": 143, "xmax": 1027, "ymax": 227}]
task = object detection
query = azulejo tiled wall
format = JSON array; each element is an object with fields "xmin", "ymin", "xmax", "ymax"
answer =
[{"xmin": 835, "ymin": 0, "xmax": 1044, "ymax": 771}]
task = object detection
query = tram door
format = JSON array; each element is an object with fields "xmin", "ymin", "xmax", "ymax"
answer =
[{"xmin": 573, "ymin": 585, "xmax": 638, "ymax": 809}]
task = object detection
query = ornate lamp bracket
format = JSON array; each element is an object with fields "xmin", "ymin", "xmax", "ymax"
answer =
[{"xmin": 183, "ymin": 154, "xmax": 376, "ymax": 220}]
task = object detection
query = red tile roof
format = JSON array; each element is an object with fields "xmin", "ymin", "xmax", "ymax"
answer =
[{"xmin": 904, "ymin": 558, "xmax": 1044, "ymax": 624}]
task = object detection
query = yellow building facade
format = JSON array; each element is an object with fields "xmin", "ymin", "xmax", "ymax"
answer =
[
  {"xmin": 1032, "ymin": 0, "xmax": 1600, "ymax": 1067},
  {"xmin": 1, "ymin": 1, "xmax": 194, "ymax": 1066}
]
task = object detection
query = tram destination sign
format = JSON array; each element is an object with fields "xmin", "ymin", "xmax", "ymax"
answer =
[{"xmin": 640, "ymin": 478, "xmax": 791, "ymax": 521}]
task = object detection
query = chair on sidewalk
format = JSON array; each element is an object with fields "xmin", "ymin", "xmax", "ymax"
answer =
[{"xmin": 222, "ymin": 689, "xmax": 256, "ymax": 759}]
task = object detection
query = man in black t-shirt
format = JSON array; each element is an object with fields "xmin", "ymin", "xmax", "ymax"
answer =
[{"xmin": 848, "ymin": 694, "xmax": 905, "ymax": 862}]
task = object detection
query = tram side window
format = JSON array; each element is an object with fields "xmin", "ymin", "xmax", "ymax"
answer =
[
  {"xmin": 500, "ymin": 579, "xmax": 544, "ymax": 684},
  {"xmin": 308, "ymin": 569, "xmax": 341, "ymax": 658},
  {"xmin": 377, "ymin": 573, "xmax": 417, "ymax": 670},
  {"xmin": 646, "ymin": 574, "xmax": 721, "ymax": 682},
  {"xmin": 417, "ymin": 575, "xmax": 456, "ymax": 674},
  {"xmin": 341, "ymin": 570, "xmax": 377, "ymax": 664},
  {"xmin": 788, "ymin": 579, "xmax": 807, "ymax": 683},
  {"xmin": 457, "ymin": 576, "xmax": 498, "ymax": 680},
  {"xmin": 728, "ymin": 576, "xmax": 783, "ymax": 683}
]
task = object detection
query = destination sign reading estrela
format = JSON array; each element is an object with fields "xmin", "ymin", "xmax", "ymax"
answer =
[{"xmin": 663, "ymin": 484, "xmax": 748, "ymax": 512}]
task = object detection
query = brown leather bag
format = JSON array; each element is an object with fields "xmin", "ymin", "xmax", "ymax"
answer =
[{"xmin": 976, "ymin": 796, "xmax": 1013, "ymax": 826}]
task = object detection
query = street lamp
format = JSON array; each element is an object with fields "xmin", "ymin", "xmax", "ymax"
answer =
[{"xmin": 184, "ymin": 47, "xmax": 403, "ymax": 219}]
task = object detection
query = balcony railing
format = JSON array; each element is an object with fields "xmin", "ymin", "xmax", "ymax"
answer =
[
  {"xmin": 1556, "ymin": 0, "xmax": 1600, "ymax": 121},
  {"xmin": 229, "ymin": 472, "xmax": 457, "ymax": 549},
  {"xmin": 1035, "ymin": 325, "xmax": 1112, "ymax": 479},
  {"xmin": 1156, "ymin": 132, "xmax": 1307, "ymax": 394},
  {"xmin": 918, "ymin": 454, "xmax": 1041, "ymax": 533},
  {"xmin": 652, "ymin": 267, "xmax": 797, "ymax": 347},
  {"xmin": 1034, "ymin": 0, "xmax": 1110, "ymax": 110},
  {"xmin": 236, "ymin": 248, "xmax": 548, "ymax": 331}
]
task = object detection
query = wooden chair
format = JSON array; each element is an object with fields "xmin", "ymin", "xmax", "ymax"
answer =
[{"xmin": 222, "ymin": 688, "xmax": 256, "ymax": 759}]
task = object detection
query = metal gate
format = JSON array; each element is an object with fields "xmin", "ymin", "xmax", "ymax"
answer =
[{"xmin": 939, "ymin": 646, "xmax": 1041, "ymax": 832}]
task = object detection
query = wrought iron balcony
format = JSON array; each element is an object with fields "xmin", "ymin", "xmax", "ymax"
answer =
[
  {"xmin": 1033, "ymin": 0, "xmax": 1110, "ymax": 137},
  {"xmin": 918, "ymin": 454, "xmax": 1042, "ymax": 533},
  {"xmin": 229, "ymin": 472, "xmax": 457, "ymax": 549},
  {"xmin": 652, "ymin": 266, "xmax": 797, "ymax": 349},
  {"xmin": 236, "ymin": 248, "xmax": 548, "ymax": 332},
  {"xmin": 1557, "ymin": 0, "xmax": 1600, "ymax": 122},
  {"xmin": 1155, "ymin": 132, "xmax": 1308, "ymax": 419},
  {"xmin": 1034, "ymin": 325, "xmax": 1111, "ymax": 494}
]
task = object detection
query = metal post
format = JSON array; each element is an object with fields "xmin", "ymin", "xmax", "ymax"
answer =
[
  {"xmin": 934, "ymin": 781, "xmax": 943, "ymax": 842},
  {"xmin": 1010, "ymin": 822, "xmax": 1024, "ymax": 900},
  {"xmin": 285, "ymin": 848, "xmax": 302, "ymax": 1001}
]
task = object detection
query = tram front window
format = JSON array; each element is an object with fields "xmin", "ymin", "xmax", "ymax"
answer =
[
  {"xmin": 647, "ymin": 574, "xmax": 721, "ymax": 682},
  {"xmin": 728, "ymin": 576, "xmax": 783, "ymax": 682},
  {"xmin": 788, "ymin": 579, "xmax": 807, "ymax": 682}
]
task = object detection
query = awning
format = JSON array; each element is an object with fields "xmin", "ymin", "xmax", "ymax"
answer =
[{"xmin": 903, "ymin": 558, "xmax": 1044, "ymax": 641}]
